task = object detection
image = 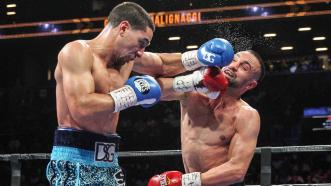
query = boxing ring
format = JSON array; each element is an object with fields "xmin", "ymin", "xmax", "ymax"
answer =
[{"xmin": 0, "ymin": 145, "xmax": 330, "ymax": 186}]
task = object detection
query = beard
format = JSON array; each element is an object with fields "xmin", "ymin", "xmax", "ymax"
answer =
[
  {"xmin": 115, "ymin": 54, "xmax": 136, "ymax": 66},
  {"xmin": 222, "ymin": 67, "xmax": 238, "ymax": 88},
  {"xmin": 227, "ymin": 78, "xmax": 239, "ymax": 88},
  {"xmin": 114, "ymin": 57, "xmax": 128, "ymax": 66}
]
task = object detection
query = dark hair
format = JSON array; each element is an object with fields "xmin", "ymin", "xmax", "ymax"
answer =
[
  {"xmin": 108, "ymin": 2, "xmax": 155, "ymax": 32},
  {"xmin": 247, "ymin": 50, "xmax": 265, "ymax": 83}
]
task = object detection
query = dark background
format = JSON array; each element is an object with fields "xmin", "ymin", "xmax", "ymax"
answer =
[{"xmin": 0, "ymin": 0, "xmax": 330, "ymax": 185}]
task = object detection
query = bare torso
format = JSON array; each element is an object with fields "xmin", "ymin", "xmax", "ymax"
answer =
[
  {"xmin": 54, "ymin": 40, "xmax": 133, "ymax": 134},
  {"xmin": 181, "ymin": 93, "xmax": 244, "ymax": 173}
]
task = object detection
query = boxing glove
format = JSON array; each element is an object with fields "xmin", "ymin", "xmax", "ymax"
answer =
[
  {"xmin": 173, "ymin": 67, "xmax": 228, "ymax": 99},
  {"xmin": 203, "ymin": 66, "xmax": 228, "ymax": 92},
  {"xmin": 148, "ymin": 171, "xmax": 201, "ymax": 186},
  {"xmin": 109, "ymin": 75, "xmax": 161, "ymax": 112},
  {"xmin": 181, "ymin": 38, "xmax": 234, "ymax": 71}
]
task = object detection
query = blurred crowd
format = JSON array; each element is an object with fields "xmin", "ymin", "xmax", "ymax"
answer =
[{"xmin": 265, "ymin": 54, "xmax": 330, "ymax": 74}]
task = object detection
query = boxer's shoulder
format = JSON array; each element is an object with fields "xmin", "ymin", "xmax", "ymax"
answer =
[
  {"xmin": 235, "ymin": 102, "xmax": 258, "ymax": 118},
  {"xmin": 180, "ymin": 92, "xmax": 202, "ymax": 106},
  {"xmin": 62, "ymin": 40, "xmax": 91, "ymax": 55},
  {"xmin": 240, "ymin": 100, "xmax": 258, "ymax": 113},
  {"xmin": 59, "ymin": 40, "xmax": 93, "ymax": 68},
  {"xmin": 235, "ymin": 102, "xmax": 260, "ymax": 130}
]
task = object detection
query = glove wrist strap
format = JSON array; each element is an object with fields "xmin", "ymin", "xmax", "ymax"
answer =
[
  {"xmin": 182, "ymin": 172, "xmax": 202, "ymax": 186},
  {"xmin": 109, "ymin": 85, "xmax": 137, "ymax": 112},
  {"xmin": 173, "ymin": 69, "xmax": 207, "ymax": 93},
  {"xmin": 173, "ymin": 74, "xmax": 195, "ymax": 93},
  {"xmin": 173, "ymin": 69, "xmax": 220, "ymax": 99},
  {"xmin": 182, "ymin": 50, "xmax": 202, "ymax": 71}
]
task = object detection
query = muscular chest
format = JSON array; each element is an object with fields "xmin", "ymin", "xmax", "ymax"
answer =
[
  {"xmin": 183, "ymin": 95, "xmax": 236, "ymax": 145},
  {"xmin": 92, "ymin": 61, "xmax": 133, "ymax": 93}
]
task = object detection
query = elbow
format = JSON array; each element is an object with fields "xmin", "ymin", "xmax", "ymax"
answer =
[
  {"xmin": 69, "ymin": 101, "xmax": 91, "ymax": 123},
  {"xmin": 72, "ymin": 108, "xmax": 89, "ymax": 123},
  {"xmin": 232, "ymin": 168, "xmax": 247, "ymax": 183}
]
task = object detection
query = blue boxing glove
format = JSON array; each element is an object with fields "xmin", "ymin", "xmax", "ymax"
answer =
[
  {"xmin": 109, "ymin": 75, "xmax": 161, "ymax": 112},
  {"xmin": 126, "ymin": 75, "xmax": 161, "ymax": 108},
  {"xmin": 181, "ymin": 38, "xmax": 234, "ymax": 71}
]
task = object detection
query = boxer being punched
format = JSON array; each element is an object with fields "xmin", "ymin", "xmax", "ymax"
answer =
[
  {"xmin": 46, "ymin": 2, "xmax": 234, "ymax": 185},
  {"xmin": 149, "ymin": 50, "xmax": 265, "ymax": 186}
]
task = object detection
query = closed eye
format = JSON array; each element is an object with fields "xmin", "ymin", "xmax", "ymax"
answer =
[
  {"xmin": 240, "ymin": 61, "xmax": 252, "ymax": 71},
  {"xmin": 138, "ymin": 38, "xmax": 150, "ymax": 49}
]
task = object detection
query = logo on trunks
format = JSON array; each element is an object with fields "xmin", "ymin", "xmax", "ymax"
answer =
[
  {"xmin": 95, "ymin": 142, "xmax": 116, "ymax": 162},
  {"xmin": 114, "ymin": 169, "xmax": 126, "ymax": 186},
  {"xmin": 133, "ymin": 78, "xmax": 150, "ymax": 94}
]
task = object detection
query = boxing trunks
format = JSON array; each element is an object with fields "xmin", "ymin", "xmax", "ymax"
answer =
[{"xmin": 46, "ymin": 128, "xmax": 125, "ymax": 186}]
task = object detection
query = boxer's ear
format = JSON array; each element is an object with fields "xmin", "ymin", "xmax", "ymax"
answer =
[
  {"xmin": 245, "ymin": 80, "xmax": 257, "ymax": 91},
  {"xmin": 119, "ymin": 21, "xmax": 130, "ymax": 33},
  {"xmin": 104, "ymin": 19, "xmax": 109, "ymax": 27}
]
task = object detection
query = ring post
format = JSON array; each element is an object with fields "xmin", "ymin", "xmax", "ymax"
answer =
[
  {"xmin": 10, "ymin": 157, "xmax": 21, "ymax": 186},
  {"xmin": 260, "ymin": 147, "xmax": 271, "ymax": 186}
]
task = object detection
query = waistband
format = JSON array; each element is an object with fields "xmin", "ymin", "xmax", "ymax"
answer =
[
  {"xmin": 51, "ymin": 128, "xmax": 121, "ymax": 167},
  {"xmin": 54, "ymin": 128, "xmax": 121, "ymax": 151}
]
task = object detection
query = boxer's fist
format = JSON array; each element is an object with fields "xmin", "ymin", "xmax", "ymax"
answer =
[
  {"xmin": 203, "ymin": 67, "xmax": 228, "ymax": 93},
  {"xmin": 173, "ymin": 67, "xmax": 228, "ymax": 99},
  {"xmin": 148, "ymin": 171, "xmax": 182, "ymax": 186},
  {"xmin": 125, "ymin": 75, "xmax": 161, "ymax": 108},
  {"xmin": 109, "ymin": 75, "xmax": 161, "ymax": 112},
  {"xmin": 148, "ymin": 171, "xmax": 202, "ymax": 186},
  {"xmin": 182, "ymin": 38, "xmax": 234, "ymax": 70},
  {"xmin": 197, "ymin": 38, "xmax": 234, "ymax": 67}
]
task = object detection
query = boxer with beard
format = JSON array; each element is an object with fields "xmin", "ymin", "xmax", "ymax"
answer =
[{"xmin": 149, "ymin": 50, "xmax": 265, "ymax": 186}]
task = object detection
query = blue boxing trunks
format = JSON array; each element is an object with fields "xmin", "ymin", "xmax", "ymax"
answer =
[{"xmin": 46, "ymin": 128, "xmax": 125, "ymax": 186}]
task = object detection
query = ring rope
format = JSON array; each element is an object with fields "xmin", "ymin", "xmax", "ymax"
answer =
[
  {"xmin": 0, "ymin": 145, "xmax": 330, "ymax": 161},
  {"xmin": 255, "ymin": 145, "xmax": 331, "ymax": 153}
]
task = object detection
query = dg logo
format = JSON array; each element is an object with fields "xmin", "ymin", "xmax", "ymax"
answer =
[{"xmin": 94, "ymin": 142, "xmax": 116, "ymax": 162}]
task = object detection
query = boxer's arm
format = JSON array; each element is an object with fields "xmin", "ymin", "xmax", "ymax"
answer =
[
  {"xmin": 60, "ymin": 42, "xmax": 117, "ymax": 123},
  {"xmin": 200, "ymin": 107, "xmax": 260, "ymax": 186},
  {"xmin": 133, "ymin": 38, "xmax": 234, "ymax": 77},
  {"xmin": 133, "ymin": 52, "xmax": 186, "ymax": 77},
  {"xmin": 157, "ymin": 77, "xmax": 188, "ymax": 101},
  {"xmin": 157, "ymin": 66, "xmax": 228, "ymax": 101}
]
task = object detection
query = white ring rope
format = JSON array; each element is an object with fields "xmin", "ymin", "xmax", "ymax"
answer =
[{"xmin": 0, "ymin": 145, "xmax": 330, "ymax": 161}]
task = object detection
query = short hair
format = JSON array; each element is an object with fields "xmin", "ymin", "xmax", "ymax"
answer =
[
  {"xmin": 247, "ymin": 50, "xmax": 265, "ymax": 84},
  {"xmin": 108, "ymin": 2, "xmax": 155, "ymax": 32}
]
